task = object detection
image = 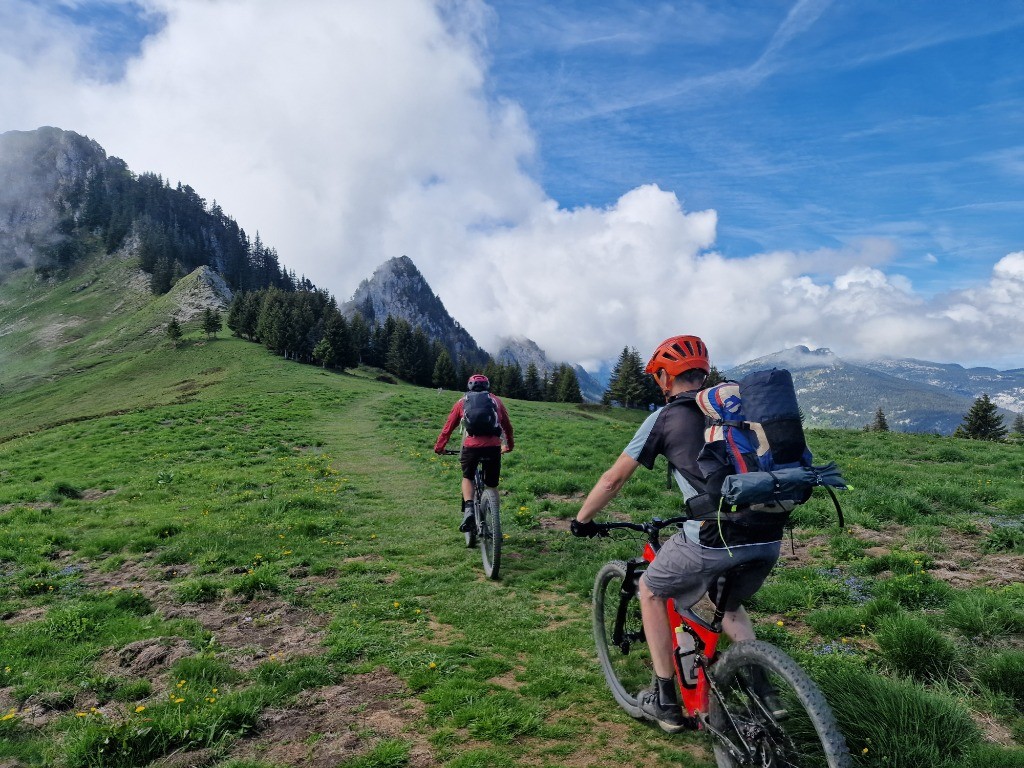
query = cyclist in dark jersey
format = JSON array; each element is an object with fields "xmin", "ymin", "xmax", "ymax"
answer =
[{"xmin": 571, "ymin": 335, "xmax": 784, "ymax": 733}]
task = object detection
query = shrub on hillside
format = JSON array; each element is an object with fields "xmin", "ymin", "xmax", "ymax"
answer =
[
  {"xmin": 875, "ymin": 613, "xmax": 959, "ymax": 681},
  {"xmin": 813, "ymin": 658, "xmax": 980, "ymax": 768},
  {"xmin": 872, "ymin": 571, "xmax": 952, "ymax": 610},
  {"xmin": 982, "ymin": 524, "xmax": 1024, "ymax": 554},
  {"xmin": 944, "ymin": 590, "xmax": 1024, "ymax": 638},
  {"xmin": 975, "ymin": 650, "xmax": 1024, "ymax": 707}
]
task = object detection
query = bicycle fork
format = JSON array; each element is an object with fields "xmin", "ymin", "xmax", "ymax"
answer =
[{"xmin": 612, "ymin": 560, "xmax": 645, "ymax": 652}]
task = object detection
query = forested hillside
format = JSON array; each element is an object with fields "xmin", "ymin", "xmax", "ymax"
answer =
[{"xmin": 0, "ymin": 127, "xmax": 296, "ymax": 295}]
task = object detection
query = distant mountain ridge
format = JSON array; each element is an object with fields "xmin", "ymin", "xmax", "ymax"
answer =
[
  {"xmin": 728, "ymin": 346, "xmax": 1021, "ymax": 433},
  {"xmin": 5, "ymin": 127, "xmax": 1021, "ymax": 427},
  {"xmin": 495, "ymin": 335, "xmax": 604, "ymax": 402}
]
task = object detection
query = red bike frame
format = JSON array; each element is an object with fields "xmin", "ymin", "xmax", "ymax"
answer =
[{"xmin": 641, "ymin": 539, "xmax": 722, "ymax": 720}]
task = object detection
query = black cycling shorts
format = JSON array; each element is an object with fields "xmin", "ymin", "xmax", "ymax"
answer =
[{"xmin": 460, "ymin": 445, "xmax": 502, "ymax": 487}]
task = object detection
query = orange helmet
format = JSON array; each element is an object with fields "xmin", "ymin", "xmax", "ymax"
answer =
[{"xmin": 644, "ymin": 335, "xmax": 710, "ymax": 377}]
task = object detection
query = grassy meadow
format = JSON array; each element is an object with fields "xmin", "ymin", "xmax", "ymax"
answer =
[{"xmin": 1, "ymin": 259, "xmax": 1024, "ymax": 767}]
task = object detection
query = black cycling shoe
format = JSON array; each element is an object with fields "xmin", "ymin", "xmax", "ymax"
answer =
[
  {"xmin": 458, "ymin": 512, "xmax": 476, "ymax": 533},
  {"xmin": 637, "ymin": 688, "xmax": 688, "ymax": 734}
]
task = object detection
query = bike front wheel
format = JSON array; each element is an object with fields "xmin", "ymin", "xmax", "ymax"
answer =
[
  {"xmin": 478, "ymin": 488, "xmax": 501, "ymax": 580},
  {"xmin": 708, "ymin": 640, "xmax": 851, "ymax": 768},
  {"xmin": 593, "ymin": 560, "xmax": 651, "ymax": 719}
]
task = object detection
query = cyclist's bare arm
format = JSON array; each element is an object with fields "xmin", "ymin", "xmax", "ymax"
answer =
[{"xmin": 577, "ymin": 453, "xmax": 640, "ymax": 523}]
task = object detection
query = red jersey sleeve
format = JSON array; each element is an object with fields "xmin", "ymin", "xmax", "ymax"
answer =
[{"xmin": 434, "ymin": 398, "xmax": 464, "ymax": 453}]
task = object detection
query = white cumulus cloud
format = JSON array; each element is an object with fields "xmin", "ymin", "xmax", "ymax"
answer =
[{"xmin": 1, "ymin": 0, "xmax": 1022, "ymax": 370}]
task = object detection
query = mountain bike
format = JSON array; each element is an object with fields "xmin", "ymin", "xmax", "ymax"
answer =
[
  {"xmin": 590, "ymin": 515, "xmax": 851, "ymax": 768},
  {"xmin": 442, "ymin": 449, "xmax": 501, "ymax": 579}
]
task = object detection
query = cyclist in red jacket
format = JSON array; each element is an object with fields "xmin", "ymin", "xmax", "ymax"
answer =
[
  {"xmin": 434, "ymin": 374, "xmax": 514, "ymax": 532},
  {"xmin": 571, "ymin": 335, "xmax": 784, "ymax": 732}
]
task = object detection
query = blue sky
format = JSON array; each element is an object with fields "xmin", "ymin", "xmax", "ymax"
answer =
[
  {"xmin": 484, "ymin": 1, "xmax": 1024, "ymax": 294},
  {"xmin": 2, "ymin": 0, "xmax": 1023, "ymax": 370}
]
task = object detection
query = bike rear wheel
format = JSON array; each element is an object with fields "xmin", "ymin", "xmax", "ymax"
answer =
[
  {"xmin": 478, "ymin": 488, "xmax": 501, "ymax": 579},
  {"xmin": 708, "ymin": 640, "xmax": 851, "ymax": 768},
  {"xmin": 593, "ymin": 560, "xmax": 651, "ymax": 719}
]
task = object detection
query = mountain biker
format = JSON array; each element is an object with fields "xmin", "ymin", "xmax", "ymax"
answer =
[
  {"xmin": 434, "ymin": 374, "xmax": 514, "ymax": 533},
  {"xmin": 570, "ymin": 335, "xmax": 784, "ymax": 733}
]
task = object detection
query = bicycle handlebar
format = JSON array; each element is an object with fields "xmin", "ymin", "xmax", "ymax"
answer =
[{"xmin": 592, "ymin": 515, "xmax": 689, "ymax": 536}]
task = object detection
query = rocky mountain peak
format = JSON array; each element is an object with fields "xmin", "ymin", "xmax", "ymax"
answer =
[
  {"xmin": 0, "ymin": 127, "xmax": 110, "ymax": 272},
  {"xmin": 496, "ymin": 335, "xmax": 550, "ymax": 371},
  {"xmin": 342, "ymin": 255, "xmax": 489, "ymax": 365}
]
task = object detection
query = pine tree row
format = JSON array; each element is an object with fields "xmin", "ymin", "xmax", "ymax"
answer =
[{"xmin": 225, "ymin": 288, "xmax": 583, "ymax": 403}]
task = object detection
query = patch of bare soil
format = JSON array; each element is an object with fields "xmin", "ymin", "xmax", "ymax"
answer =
[
  {"xmin": 82, "ymin": 560, "xmax": 331, "ymax": 674},
  {"xmin": 776, "ymin": 523, "xmax": 1024, "ymax": 589},
  {"xmin": 35, "ymin": 316, "xmax": 84, "ymax": 348},
  {"xmin": 72, "ymin": 555, "xmax": 441, "ymax": 765},
  {"xmin": 539, "ymin": 492, "xmax": 586, "ymax": 503},
  {"xmin": 0, "ymin": 501, "xmax": 54, "ymax": 515},
  {"xmin": 844, "ymin": 522, "xmax": 1024, "ymax": 589},
  {"xmin": 537, "ymin": 511, "xmax": 632, "ymax": 536},
  {"xmin": 539, "ymin": 516, "xmax": 570, "ymax": 532},
  {"xmin": 225, "ymin": 668, "xmax": 435, "ymax": 768},
  {"xmin": 81, "ymin": 488, "xmax": 117, "ymax": 501}
]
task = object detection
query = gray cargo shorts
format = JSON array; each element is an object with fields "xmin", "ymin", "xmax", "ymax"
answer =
[{"xmin": 641, "ymin": 520, "xmax": 781, "ymax": 612}]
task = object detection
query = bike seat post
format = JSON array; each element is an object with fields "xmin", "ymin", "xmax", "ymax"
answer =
[{"xmin": 708, "ymin": 560, "xmax": 773, "ymax": 633}]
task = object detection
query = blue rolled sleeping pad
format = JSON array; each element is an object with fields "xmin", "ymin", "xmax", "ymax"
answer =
[{"xmin": 720, "ymin": 462, "xmax": 848, "ymax": 507}]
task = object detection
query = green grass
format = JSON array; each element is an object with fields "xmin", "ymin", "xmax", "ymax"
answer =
[{"xmin": 1, "ymin": 257, "xmax": 1023, "ymax": 766}]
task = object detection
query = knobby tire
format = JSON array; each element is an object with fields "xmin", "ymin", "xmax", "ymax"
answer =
[
  {"xmin": 708, "ymin": 640, "xmax": 852, "ymax": 768},
  {"xmin": 593, "ymin": 560, "xmax": 650, "ymax": 719},
  {"xmin": 478, "ymin": 488, "xmax": 501, "ymax": 579}
]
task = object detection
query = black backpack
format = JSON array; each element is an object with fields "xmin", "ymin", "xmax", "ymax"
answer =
[
  {"xmin": 462, "ymin": 391, "xmax": 502, "ymax": 437},
  {"xmin": 687, "ymin": 368, "xmax": 848, "ymax": 525}
]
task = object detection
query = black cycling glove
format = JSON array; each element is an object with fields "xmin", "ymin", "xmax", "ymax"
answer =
[{"xmin": 570, "ymin": 519, "xmax": 601, "ymax": 538}]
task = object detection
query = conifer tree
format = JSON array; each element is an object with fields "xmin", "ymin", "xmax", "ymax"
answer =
[
  {"xmin": 639, "ymin": 361, "xmax": 663, "ymax": 408},
  {"xmin": 555, "ymin": 364, "xmax": 583, "ymax": 403},
  {"xmin": 1012, "ymin": 413, "xmax": 1024, "ymax": 437},
  {"xmin": 524, "ymin": 362, "xmax": 543, "ymax": 401},
  {"xmin": 202, "ymin": 307, "xmax": 222, "ymax": 339},
  {"xmin": 872, "ymin": 407, "xmax": 889, "ymax": 432},
  {"xmin": 409, "ymin": 327, "xmax": 433, "ymax": 386},
  {"xmin": 502, "ymin": 362, "xmax": 526, "ymax": 400},
  {"xmin": 604, "ymin": 347, "xmax": 651, "ymax": 408},
  {"xmin": 705, "ymin": 364, "xmax": 725, "ymax": 388},
  {"xmin": 166, "ymin": 317, "xmax": 183, "ymax": 348},
  {"xmin": 226, "ymin": 291, "xmax": 259, "ymax": 340},
  {"xmin": 312, "ymin": 337, "xmax": 336, "ymax": 368},
  {"xmin": 432, "ymin": 349, "xmax": 459, "ymax": 390},
  {"xmin": 957, "ymin": 393, "xmax": 1008, "ymax": 441},
  {"xmin": 255, "ymin": 289, "xmax": 288, "ymax": 355},
  {"xmin": 349, "ymin": 312, "xmax": 370, "ymax": 364},
  {"xmin": 385, "ymin": 319, "xmax": 413, "ymax": 377},
  {"xmin": 322, "ymin": 309, "xmax": 356, "ymax": 370}
]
